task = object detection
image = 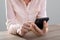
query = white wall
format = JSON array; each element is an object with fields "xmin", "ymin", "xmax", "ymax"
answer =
[
  {"xmin": 47, "ymin": 0, "xmax": 60, "ymax": 25},
  {"xmin": 0, "ymin": 0, "xmax": 6, "ymax": 31}
]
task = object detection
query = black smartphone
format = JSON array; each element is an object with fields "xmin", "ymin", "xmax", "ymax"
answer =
[{"xmin": 35, "ymin": 17, "xmax": 49, "ymax": 29}]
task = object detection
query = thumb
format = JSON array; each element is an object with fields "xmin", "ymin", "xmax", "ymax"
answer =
[
  {"xmin": 43, "ymin": 21, "xmax": 48, "ymax": 28},
  {"xmin": 43, "ymin": 21, "xmax": 48, "ymax": 33}
]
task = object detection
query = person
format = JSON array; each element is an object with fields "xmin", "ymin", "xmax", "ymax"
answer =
[{"xmin": 5, "ymin": 0, "xmax": 48, "ymax": 36}]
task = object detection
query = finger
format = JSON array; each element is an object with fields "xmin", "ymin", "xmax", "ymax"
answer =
[
  {"xmin": 43, "ymin": 21, "xmax": 48, "ymax": 28},
  {"xmin": 22, "ymin": 26, "xmax": 31, "ymax": 31},
  {"xmin": 31, "ymin": 23, "xmax": 41, "ymax": 32},
  {"xmin": 27, "ymin": 21, "xmax": 34, "ymax": 23},
  {"xmin": 22, "ymin": 28, "xmax": 29, "ymax": 33},
  {"xmin": 29, "ymin": 24, "xmax": 34, "ymax": 31},
  {"xmin": 18, "ymin": 29, "xmax": 25, "ymax": 36},
  {"xmin": 30, "ymin": 23, "xmax": 44, "ymax": 35},
  {"xmin": 23, "ymin": 22, "xmax": 31, "ymax": 27},
  {"xmin": 27, "ymin": 21, "xmax": 34, "ymax": 25},
  {"xmin": 43, "ymin": 21, "xmax": 48, "ymax": 33},
  {"xmin": 23, "ymin": 22, "xmax": 33, "ymax": 31},
  {"xmin": 31, "ymin": 22, "xmax": 39, "ymax": 29},
  {"xmin": 20, "ymin": 28, "xmax": 29, "ymax": 35}
]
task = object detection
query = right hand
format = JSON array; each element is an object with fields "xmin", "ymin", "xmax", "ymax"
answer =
[{"xmin": 17, "ymin": 22, "xmax": 32, "ymax": 36}]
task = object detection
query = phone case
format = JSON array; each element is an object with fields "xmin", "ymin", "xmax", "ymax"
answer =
[{"xmin": 35, "ymin": 17, "xmax": 49, "ymax": 29}]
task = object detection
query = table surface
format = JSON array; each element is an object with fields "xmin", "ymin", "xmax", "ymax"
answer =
[{"xmin": 0, "ymin": 25, "xmax": 60, "ymax": 40}]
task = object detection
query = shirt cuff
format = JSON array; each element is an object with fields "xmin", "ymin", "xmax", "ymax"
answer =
[
  {"xmin": 8, "ymin": 24, "xmax": 22, "ymax": 34},
  {"xmin": 17, "ymin": 24, "xmax": 23, "ymax": 35}
]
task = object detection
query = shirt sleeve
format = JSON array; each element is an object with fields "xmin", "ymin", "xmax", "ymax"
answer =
[
  {"xmin": 5, "ymin": 0, "xmax": 22, "ymax": 34},
  {"xmin": 37, "ymin": 0, "xmax": 47, "ymax": 18}
]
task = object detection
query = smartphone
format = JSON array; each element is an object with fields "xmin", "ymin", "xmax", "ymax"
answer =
[{"xmin": 35, "ymin": 17, "xmax": 49, "ymax": 29}]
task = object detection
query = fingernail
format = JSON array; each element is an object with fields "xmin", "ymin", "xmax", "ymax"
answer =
[{"xmin": 44, "ymin": 21, "xmax": 46, "ymax": 23}]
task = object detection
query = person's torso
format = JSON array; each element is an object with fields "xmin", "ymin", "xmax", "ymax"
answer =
[{"xmin": 10, "ymin": 0, "xmax": 41, "ymax": 24}]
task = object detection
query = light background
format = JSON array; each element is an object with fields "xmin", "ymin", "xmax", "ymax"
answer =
[{"xmin": 0, "ymin": 0, "xmax": 60, "ymax": 31}]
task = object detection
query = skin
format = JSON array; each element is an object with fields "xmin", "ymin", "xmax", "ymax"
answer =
[
  {"xmin": 17, "ymin": 21, "xmax": 48, "ymax": 36},
  {"xmin": 17, "ymin": 0, "xmax": 48, "ymax": 36},
  {"xmin": 23, "ymin": 0, "xmax": 31, "ymax": 6}
]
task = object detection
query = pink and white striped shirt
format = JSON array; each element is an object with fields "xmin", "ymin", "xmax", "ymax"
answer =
[{"xmin": 5, "ymin": 0, "xmax": 47, "ymax": 34}]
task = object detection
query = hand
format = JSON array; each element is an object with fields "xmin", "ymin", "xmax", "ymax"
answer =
[
  {"xmin": 17, "ymin": 21, "xmax": 48, "ymax": 36},
  {"xmin": 17, "ymin": 22, "xmax": 32, "ymax": 36},
  {"xmin": 29, "ymin": 21, "xmax": 48, "ymax": 36}
]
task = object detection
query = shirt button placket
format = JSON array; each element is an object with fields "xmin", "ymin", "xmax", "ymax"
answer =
[{"xmin": 26, "ymin": 8, "xmax": 30, "ymax": 21}]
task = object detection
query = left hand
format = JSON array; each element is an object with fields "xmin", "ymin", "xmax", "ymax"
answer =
[{"xmin": 28, "ymin": 21, "xmax": 48, "ymax": 36}]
